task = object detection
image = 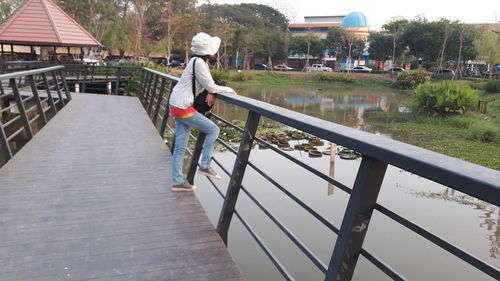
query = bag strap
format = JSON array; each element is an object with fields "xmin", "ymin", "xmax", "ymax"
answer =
[{"xmin": 192, "ymin": 57, "xmax": 197, "ymax": 98}]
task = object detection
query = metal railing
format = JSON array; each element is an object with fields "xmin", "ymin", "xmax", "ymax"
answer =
[
  {"xmin": 0, "ymin": 66, "xmax": 71, "ymax": 165},
  {"xmin": 139, "ymin": 67, "xmax": 499, "ymax": 281},
  {"xmin": 0, "ymin": 61, "xmax": 141, "ymax": 95}
]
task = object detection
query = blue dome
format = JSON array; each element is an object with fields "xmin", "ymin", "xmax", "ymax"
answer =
[{"xmin": 341, "ymin": 12, "xmax": 369, "ymax": 28}]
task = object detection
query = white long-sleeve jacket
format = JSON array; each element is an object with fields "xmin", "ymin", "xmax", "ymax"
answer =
[{"xmin": 169, "ymin": 57, "xmax": 234, "ymax": 109}]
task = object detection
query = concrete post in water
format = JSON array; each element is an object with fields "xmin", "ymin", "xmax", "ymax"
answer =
[
  {"xmin": 75, "ymin": 83, "xmax": 80, "ymax": 93},
  {"xmin": 328, "ymin": 142, "xmax": 337, "ymax": 196},
  {"xmin": 107, "ymin": 81, "xmax": 112, "ymax": 95}
]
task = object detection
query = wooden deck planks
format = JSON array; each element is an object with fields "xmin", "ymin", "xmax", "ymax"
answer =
[{"xmin": 0, "ymin": 93, "xmax": 243, "ymax": 281}]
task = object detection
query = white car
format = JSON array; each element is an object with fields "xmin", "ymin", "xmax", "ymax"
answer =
[
  {"xmin": 351, "ymin": 66, "xmax": 372, "ymax": 73},
  {"xmin": 305, "ymin": 64, "xmax": 333, "ymax": 72},
  {"xmin": 274, "ymin": 64, "xmax": 294, "ymax": 71}
]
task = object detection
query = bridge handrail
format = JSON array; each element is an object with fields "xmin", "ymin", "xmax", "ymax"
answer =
[
  {"xmin": 0, "ymin": 66, "xmax": 65, "ymax": 81},
  {"xmin": 0, "ymin": 66, "xmax": 71, "ymax": 165},
  {"xmin": 140, "ymin": 67, "xmax": 499, "ymax": 204},
  {"xmin": 138, "ymin": 67, "xmax": 500, "ymax": 280}
]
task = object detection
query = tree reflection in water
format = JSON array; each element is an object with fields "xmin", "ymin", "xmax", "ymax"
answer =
[{"xmin": 396, "ymin": 178, "xmax": 499, "ymax": 259}]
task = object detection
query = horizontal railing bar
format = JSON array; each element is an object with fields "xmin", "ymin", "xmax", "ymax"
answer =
[
  {"xmin": 0, "ymin": 104, "xmax": 16, "ymax": 113},
  {"xmin": 2, "ymin": 115, "xmax": 21, "ymax": 128},
  {"xmin": 375, "ymin": 204, "xmax": 499, "ymax": 278},
  {"xmin": 211, "ymin": 113, "xmax": 351, "ymax": 194},
  {"xmin": 247, "ymin": 162, "xmax": 340, "ymax": 234},
  {"xmin": 359, "ymin": 249, "xmax": 407, "ymax": 281},
  {"xmin": 240, "ymin": 186, "xmax": 328, "ymax": 273},
  {"xmin": 211, "ymin": 114, "xmax": 245, "ymax": 132},
  {"xmin": 234, "ymin": 210, "xmax": 295, "ymax": 281},
  {"xmin": 25, "ymin": 104, "xmax": 38, "ymax": 114},
  {"xmin": 255, "ymin": 137, "xmax": 352, "ymax": 194},
  {"xmin": 6, "ymin": 127, "xmax": 25, "ymax": 141},
  {"xmin": 0, "ymin": 66, "xmax": 64, "ymax": 81},
  {"xmin": 215, "ymin": 93, "xmax": 499, "ymax": 206},
  {"xmin": 21, "ymin": 95, "xmax": 34, "ymax": 103},
  {"xmin": 142, "ymin": 67, "xmax": 179, "ymax": 82},
  {"xmin": 29, "ymin": 114, "xmax": 40, "ymax": 124}
]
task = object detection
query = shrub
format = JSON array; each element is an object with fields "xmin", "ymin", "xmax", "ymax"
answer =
[
  {"xmin": 316, "ymin": 73, "xmax": 357, "ymax": 83},
  {"xmin": 210, "ymin": 70, "xmax": 230, "ymax": 86},
  {"xmin": 393, "ymin": 69, "xmax": 431, "ymax": 89},
  {"xmin": 414, "ymin": 81, "xmax": 477, "ymax": 116},
  {"xmin": 231, "ymin": 71, "xmax": 255, "ymax": 81},
  {"xmin": 485, "ymin": 79, "xmax": 500, "ymax": 93}
]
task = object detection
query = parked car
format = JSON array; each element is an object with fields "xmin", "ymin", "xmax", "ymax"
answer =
[
  {"xmin": 107, "ymin": 58, "xmax": 127, "ymax": 65},
  {"xmin": 254, "ymin": 63, "xmax": 270, "ymax": 70},
  {"xmin": 305, "ymin": 64, "xmax": 332, "ymax": 72},
  {"xmin": 351, "ymin": 66, "xmax": 372, "ymax": 73},
  {"xmin": 274, "ymin": 64, "xmax": 294, "ymax": 71},
  {"xmin": 384, "ymin": 67, "xmax": 405, "ymax": 73},
  {"xmin": 82, "ymin": 55, "xmax": 100, "ymax": 65},
  {"xmin": 435, "ymin": 69, "xmax": 455, "ymax": 75}
]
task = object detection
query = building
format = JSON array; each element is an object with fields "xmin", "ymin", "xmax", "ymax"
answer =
[
  {"xmin": 287, "ymin": 12, "xmax": 371, "ymax": 70},
  {"xmin": 288, "ymin": 12, "xmax": 370, "ymax": 40}
]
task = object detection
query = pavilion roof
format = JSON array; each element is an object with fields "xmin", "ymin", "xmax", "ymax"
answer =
[{"xmin": 0, "ymin": 0, "xmax": 101, "ymax": 47}]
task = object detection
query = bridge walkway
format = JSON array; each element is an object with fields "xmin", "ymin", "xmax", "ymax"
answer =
[{"xmin": 0, "ymin": 93, "xmax": 243, "ymax": 281}]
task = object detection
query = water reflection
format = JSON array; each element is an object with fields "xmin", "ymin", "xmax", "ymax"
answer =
[
  {"xmin": 201, "ymin": 84, "xmax": 499, "ymax": 281},
  {"xmin": 215, "ymin": 85, "xmax": 408, "ymax": 132},
  {"xmin": 398, "ymin": 183, "xmax": 499, "ymax": 259}
]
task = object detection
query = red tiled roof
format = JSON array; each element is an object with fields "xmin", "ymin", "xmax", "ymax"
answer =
[{"xmin": 0, "ymin": 0, "xmax": 101, "ymax": 47}]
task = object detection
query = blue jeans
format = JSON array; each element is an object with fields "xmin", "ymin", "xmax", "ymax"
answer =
[{"xmin": 172, "ymin": 112, "xmax": 220, "ymax": 185}]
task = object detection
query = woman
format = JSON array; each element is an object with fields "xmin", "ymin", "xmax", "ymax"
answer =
[{"xmin": 169, "ymin": 32, "xmax": 235, "ymax": 192}]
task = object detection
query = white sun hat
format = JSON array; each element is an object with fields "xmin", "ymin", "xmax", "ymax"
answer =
[{"xmin": 191, "ymin": 32, "xmax": 221, "ymax": 56}]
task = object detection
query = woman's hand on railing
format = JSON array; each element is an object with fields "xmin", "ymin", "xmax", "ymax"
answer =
[
  {"xmin": 219, "ymin": 86, "xmax": 237, "ymax": 95},
  {"xmin": 206, "ymin": 93, "xmax": 216, "ymax": 106}
]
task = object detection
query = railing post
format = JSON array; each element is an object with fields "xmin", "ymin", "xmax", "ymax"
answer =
[
  {"xmin": 82, "ymin": 66, "xmax": 87, "ymax": 93},
  {"xmin": 186, "ymin": 132, "xmax": 206, "ymax": 185},
  {"xmin": 147, "ymin": 75, "xmax": 160, "ymax": 115},
  {"xmin": 0, "ymin": 123, "xmax": 12, "ymax": 161},
  {"xmin": 115, "ymin": 67, "xmax": 122, "ymax": 95},
  {"xmin": 10, "ymin": 78, "xmax": 33, "ymax": 140},
  {"xmin": 216, "ymin": 110, "xmax": 261, "ymax": 244},
  {"xmin": 41, "ymin": 72, "xmax": 57, "ymax": 114},
  {"xmin": 159, "ymin": 81, "xmax": 175, "ymax": 137},
  {"xmin": 51, "ymin": 70, "xmax": 65, "ymax": 106},
  {"xmin": 144, "ymin": 73, "xmax": 155, "ymax": 108},
  {"xmin": 58, "ymin": 69, "xmax": 72, "ymax": 101},
  {"xmin": 28, "ymin": 75, "xmax": 47, "ymax": 125},
  {"xmin": 324, "ymin": 156, "xmax": 388, "ymax": 281},
  {"xmin": 152, "ymin": 78, "xmax": 167, "ymax": 125},
  {"xmin": 138, "ymin": 70, "xmax": 148, "ymax": 103}
]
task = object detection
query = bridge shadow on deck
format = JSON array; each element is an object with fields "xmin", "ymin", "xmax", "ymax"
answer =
[{"xmin": 0, "ymin": 93, "xmax": 242, "ymax": 281}]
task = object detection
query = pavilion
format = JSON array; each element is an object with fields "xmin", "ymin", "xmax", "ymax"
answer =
[{"xmin": 0, "ymin": 0, "xmax": 101, "ymax": 62}]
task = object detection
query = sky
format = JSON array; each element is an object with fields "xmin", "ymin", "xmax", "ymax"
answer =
[{"xmin": 198, "ymin": 0, "xmax": 500, "ymax": 30}]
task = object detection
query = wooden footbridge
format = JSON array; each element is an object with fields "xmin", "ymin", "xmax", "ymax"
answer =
[
  {"xmin": 0, "ymin": 65, "xmax": 498, "ymax": 281},
  {"xmin": 0, "ymin": 67, "xmax": 243, "ymax": 280}
]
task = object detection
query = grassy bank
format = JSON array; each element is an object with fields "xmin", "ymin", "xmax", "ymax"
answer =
[
  {"xmin": 365, "ymin": 92, "xmax": 500, "ymax": 170},
  {"xmin": 224, "ymin": 70, "xmax": 394, "ymax": 89}
]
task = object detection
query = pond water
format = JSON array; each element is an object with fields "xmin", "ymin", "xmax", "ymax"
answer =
[{"xmin": 192, "ymin": 85, "xmax": 499, "ymax": 281}]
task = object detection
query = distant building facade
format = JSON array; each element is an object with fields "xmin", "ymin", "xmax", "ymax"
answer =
[
  {"xmin": 288, "ymin": 12, "xmax": 370, "ymax": 40},
  {"xmin": 287, "ymin": 12, "xmax": 371, "ymax": 70}
]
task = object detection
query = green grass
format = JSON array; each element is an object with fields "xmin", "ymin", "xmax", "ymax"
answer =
[
  {"xmin": 227, "ymin": 71, "xmax": 393, "ymax": 89},
  {"xmin": 381, "ymin": 121, "xmax": 500, "ymax": 170}
]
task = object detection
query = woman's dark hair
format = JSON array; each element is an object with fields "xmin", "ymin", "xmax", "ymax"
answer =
[{"xmin": 192, "ymin": 54, "xmax": 210, "ymax": 62}]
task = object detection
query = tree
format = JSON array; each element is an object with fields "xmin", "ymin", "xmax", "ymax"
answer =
[
  {"xmin": 367, "ymin": 31, "xmax": 392, "ymax": 65},
  {"xmin": 474, "ymin": 29, "xmax": 500, "ymax": 79},
  {"xmin": 400, "ymin": 17, "xmax": 444, "ymax": 68},
  {"xmin": 0, "ymin": 0, "xmax": 23, "ymax": 21},
  {"xmin": 383, "ymin": 18, "xmax": 408, "ymax": 67},
  {"xmin": 325, "ymin": 26, "xmax": 347, "ymax": 69}
]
